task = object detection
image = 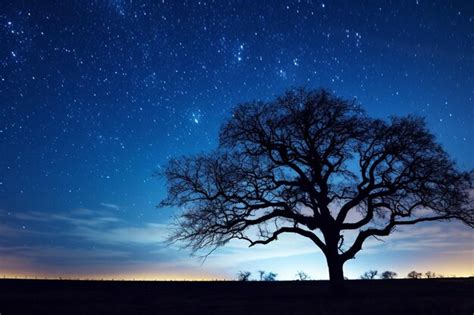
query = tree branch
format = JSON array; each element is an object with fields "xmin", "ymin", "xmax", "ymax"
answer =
[{"xmin": 242, "ymin": 226, "xmax": 326, "ymax": 253}]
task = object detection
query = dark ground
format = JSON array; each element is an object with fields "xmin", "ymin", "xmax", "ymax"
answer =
[{"xmin": 0, "ymin": 278, "xmax": 473, "ymax": 315}]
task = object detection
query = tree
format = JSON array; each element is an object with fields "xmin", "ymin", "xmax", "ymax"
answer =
[
  {"xmin": 295, "ymin": 271, "xmax": 311, "ymax": 281},
  {"xmin": 160, "ymin": 88, "xmax": 473, "ymax": 290},
  {"xmin": 263, "ymin": 272, "xmax": 278, "ymax": 281},
  {"xmin": 380, "ymin": 271, "xmax": 397, "ymax": 279},
  {"xmin": 407, "ymin": 271, "xmax": 422, "ymax": 279},
  {"xmin": 360, "ymin": 270, "xmax": 378, "ymax": 279},
  {"xmin": 258, "ymin": 270, "xmax": 266, "ymax": 281},
  {"xmin": 425, "ymin": 271, "xmax": 436, "ymax": 278},
  {"xmin": 237, "ymin": 271, "xmax": 251, "ymax": 281}
]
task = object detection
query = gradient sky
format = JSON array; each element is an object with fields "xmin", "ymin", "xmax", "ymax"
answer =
[{"xmin": 0, "ymin": 0, "xmax": 473, "ymax": 280}]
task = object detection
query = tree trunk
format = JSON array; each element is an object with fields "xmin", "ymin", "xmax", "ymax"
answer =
[
  {"xmin": 326, "ymin": 255, "xmax": 345, "ymax": 294},
  {"xmin": 323, "ymin": 230, "xmax": 346, "ymax": 293}
]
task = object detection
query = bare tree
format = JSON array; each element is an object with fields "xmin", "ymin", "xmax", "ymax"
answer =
[
  {"xmin": 160, "ymin": 88, "xmax": 473, "ymax": 290},
  {"xmin": 263, "ymin": 272, "xmax": 278, "ymax": 281},
  {"xmin": 380, "ymin": 271, "xmax": 397, "ymax": 279},
  {"xmin": 407, "ymin": 271, "xmax": 422, "ymax": 279},
  {"xmin": 295, "ymin": 271, "xmax": 311, "ymax": 281},
  {"xmin": 360, "ymin": 270, "xmax": 378, "ymax": 279},
  {"xmin": 258, "ymin": 270, "xmax": 265, "ymax": 281},
  {"xmin": 237, "ymin": 271, "xmax": 251, "ymax": 281},
  {"xmin": 425, "ymin": 271, "xmax": 436, "ymax": 278}
]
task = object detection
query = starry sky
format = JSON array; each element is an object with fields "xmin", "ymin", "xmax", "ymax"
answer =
[{"xmin": 0, "ymin": 0, "xmax": 473, "ymax": 280}]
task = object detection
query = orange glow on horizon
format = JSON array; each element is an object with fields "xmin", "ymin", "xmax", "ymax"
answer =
[
  {"xmin": 0, "ymin": 270, "xmax": 226, "ymax": 281},
  {"xmin": 1, "ymin": 269, "xmax": 472, "ymax": 281}
]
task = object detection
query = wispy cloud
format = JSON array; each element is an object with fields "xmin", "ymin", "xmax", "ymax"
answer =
[
  {"xmin": 207, "ymin": 235, "xmax": 323, "ymax": 267},
  {"xmin": 0, "ymin": 206, "xmax": 170, "ymax": 245},
  {"xmin": 72, "ymin": 222, "xmax": 170, "ymax": 245},
  {"xmin": 352, "ymin": 224, "xmax": 474, "ymax": 254},
  {"xmin": 100, "ymin": 203, "xmax": 121, "ymax": 211},
  {"xmin": 0, "ymin": 204, "xmax": 176, "ymax": 276}
]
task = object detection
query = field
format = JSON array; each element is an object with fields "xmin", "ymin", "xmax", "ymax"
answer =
[{"xmin": 0, "ymin": 278, "xmax": 472, "ymax": 314}]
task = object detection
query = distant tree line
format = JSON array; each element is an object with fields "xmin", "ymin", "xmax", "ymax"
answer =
[
  {"xmin": 237, "ymin": 270, "xmax": 313, "ymax": 281},
  {"xmin": 360, "ymin": 270, "xmax": 445, "ymax": 279},
  {"xmin": 237, "ymin": 269, "xmax": 447, "ymax": 281},
  {"xmin": 237, "ymin": 270, "xmax": 279, "ymax": 281}
]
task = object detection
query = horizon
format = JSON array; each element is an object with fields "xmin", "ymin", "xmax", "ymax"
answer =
[
  {"xmin": 1, "ymin": 1, "xmax": 473, "ymax": 281},
  {"xmin": 1, "ymin": 274, "xmax": 472, "ymax": 281}
]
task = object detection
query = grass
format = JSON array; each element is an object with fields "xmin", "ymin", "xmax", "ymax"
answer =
[{"xmin": 0, "ymin": 278, "xmax": 472, "ymax": 314}]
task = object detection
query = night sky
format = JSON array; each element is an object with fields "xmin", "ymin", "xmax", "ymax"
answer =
[{"xmin": 1, "ymin": 0, "xmax": 473, "ymax": 280}]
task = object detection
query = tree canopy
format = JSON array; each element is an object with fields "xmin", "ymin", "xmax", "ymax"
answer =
[
  {"xmin": 381, "ymin": 271, "xmax": 397, "ymax": 279},
  {"xmin": 160, "ymin": 88, "xmax": 473, "ymax": 286}
]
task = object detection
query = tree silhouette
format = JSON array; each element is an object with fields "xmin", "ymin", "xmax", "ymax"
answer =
[
  {"xmin": 425, "ymin": 271, "xmax": 436, "ymax": 278},
  {"xmin": 263, "ymin": 272, "xmax": 278, "ymax": 281},
  {"xmin": 258, "ymin": 270, "xmax": 265, "ymax": 281},
  {"xmin": 380, "ymin": 271, "xmax": 397, "ymax": 279},
  {"xmin": 360, "ymin": 270, "xmax": 378, "ymax": 279},
  {"xmin": 237, "ymin": 271, "xmax": 251, "ymax": 281},
  {"xmin": 160, "ymin": 88, "xmax": 473, "ymax": 290},
  {"xmin": 407, "ymin": 271, "xmax": 422, "ymax": 279},
  {"xmin": 295, "ymin": 271, "xmax": 311, "ymax": 281}
]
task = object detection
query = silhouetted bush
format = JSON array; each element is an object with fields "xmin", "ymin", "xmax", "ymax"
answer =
[
  {"xmin": 237, "ymin": 271, "xmax": 251, "ymax": 281},
  {"xmin": 295, "ymin": 271, "xmax": 310, "ymax": 281},
  {"xmin": 361, "ymin": 270, "xmax": 378, "ymax": 279},
  {"xmin": 407, "ymin": 271, "xmax": 422, "ymax": 279},
  {"xmin": 380, "ymin": 271, "xmax": 397, "ymax": 279},
  {"xmin": 263, "ymin": 272, "xmax": 277, "ymax": 281}
]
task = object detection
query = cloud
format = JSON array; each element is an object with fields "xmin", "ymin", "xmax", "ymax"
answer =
[
  {"xmin": 206, "ymin": 233, "xmax": 323, "ymax": 268},
  {"xmin": 72, "ymin": 222, "xmax": 170, "ymax": 245},
  {"xmin": 0, "ymin": 206, "xmax": 169, "ymax": 245},
  {"xmin": 0, "ymin": 222, "xmax": 24, "ymax": 237},
  {"xmin": 354, "ymin": 223, "xmax": 474, "ymax": 254},
  {"xmin": 0, "ymin": 204, "xmax": 177, "ymax": 277},
  {"xmin": 100, "ymin": 203, "xmax": 120, "ymax": 211},
  {"xmin": 0, "ymin": 245, "xmax": 129, "ymax": 263}
]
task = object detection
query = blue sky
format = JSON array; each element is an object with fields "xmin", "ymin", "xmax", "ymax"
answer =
[{"xmin": 0, "ymin": 0, "xmax": 472, "ymax": 280}]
